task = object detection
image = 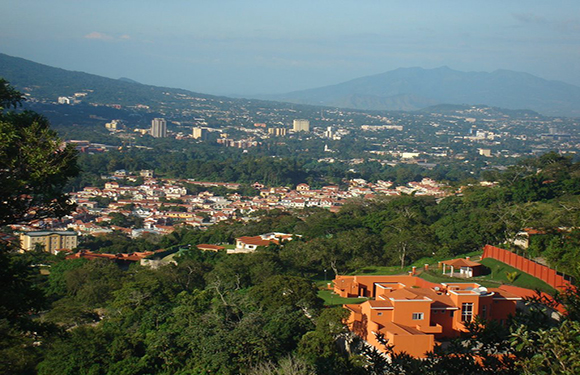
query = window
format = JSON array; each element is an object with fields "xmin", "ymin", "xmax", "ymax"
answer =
[
  {"xmin": 377, "ymin": 312, "xmax": 383, "ymax": 316},
  {"xmin": 461, "ymin": 303, "xmax": 474, "ymax": 322},
  {"xmin": 412, "ymin": 312, "xmax": 424, "ymax": 320},
  {"xmin": 482, "ymin": 305, "xmax": 487, "ymax": 319}
]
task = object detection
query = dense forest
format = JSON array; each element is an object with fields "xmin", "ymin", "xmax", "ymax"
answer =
[
  {"xmin": 68, "ymin": 144, "xmax": 485, "ymax": 192},
  {"xmin": 2, "ymin": 79, "xmax": 580, "ymax": 374}
]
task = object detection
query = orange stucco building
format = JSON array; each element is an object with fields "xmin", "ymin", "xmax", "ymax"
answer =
[{"xmin": 335, "ymin": 275, "xmax": 521, "ymax": 358}]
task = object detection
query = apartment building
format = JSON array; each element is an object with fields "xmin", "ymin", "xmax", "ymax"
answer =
[{"xmin": 20, "ymin": 230, "xmax": 78, "ymax": 254}]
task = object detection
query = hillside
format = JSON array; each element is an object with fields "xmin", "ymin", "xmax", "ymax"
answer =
[
  {"xmin": 0, "ymin": 53, "xmax": 221, "ymax": 110},
  {"xmin": 267, "ymin": 66, "xmax": 580, "ymax": 117}
]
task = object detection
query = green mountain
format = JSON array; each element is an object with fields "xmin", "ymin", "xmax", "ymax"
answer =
[
  {"xmin": 0, "ymin": 52, "xmax": 220, "ymax": 110},
  {"xmin": 267, "ymin": 66, "xmax": 580, "ymax": 117}
]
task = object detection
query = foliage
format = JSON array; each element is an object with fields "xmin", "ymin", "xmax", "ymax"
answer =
[{"xmin": 0, "ymin": 79, "xmax": 79, "ymax": 226}]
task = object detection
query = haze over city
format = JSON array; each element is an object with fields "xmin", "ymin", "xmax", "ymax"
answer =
[{"xmin": 1, "ymin": 0, "xmax": 579, "ymax": 96}]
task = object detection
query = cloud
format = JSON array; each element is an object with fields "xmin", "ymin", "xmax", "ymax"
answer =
[
  {"xmin": 512, "ymin": 13, "xmax": 548, "ymax": 25},
  {"xmin": 84, "ymin": 32, "xmax": 132, "ymax": 41},
  {"xmin": 512, "ymin": 13, "xmax": 580, "ymax": 34},
  {"xmin": 84, "ymin": 31, "xmax": 114, "ymax": 40}
]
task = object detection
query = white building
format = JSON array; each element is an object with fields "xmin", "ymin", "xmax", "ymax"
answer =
[
  {"xmin": 293, "ymin": 119, "xmax": 310, "ymax": 132},
  {"xmin": 151, "ymin": 118, "xmax": 167, "ymax": 138}
]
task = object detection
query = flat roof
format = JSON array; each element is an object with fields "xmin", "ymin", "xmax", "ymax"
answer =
[{"xmin": 21, "ymin": 231, "xmax": 77, "ymax": 237}]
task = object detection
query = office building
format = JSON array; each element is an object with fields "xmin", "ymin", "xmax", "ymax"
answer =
[
  {"xmin": 192, "ymin": 127, "xmax": 207, "ymax": 140},
  {"xmin": 292, "ymin": 119, "xmax": 310, "ymax": 132},
  {"xmin": 268, "ymin": 127, "xmax": 287, "ymax": 136},
  {"xmin": 324, "ymin": 126, "xmax": 334, "ymax": 139},
  {"xmin": 151, "ymin": 118, "xmax": 167, "ymax": 138}
]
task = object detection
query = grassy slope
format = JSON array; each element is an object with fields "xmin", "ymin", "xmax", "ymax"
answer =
[
  {"xmin": 477, "ymin": 258, "xmax": 556, "ymax": 294},
  {"xmin": 418, "ymin": 258, "xmax": 556, "ymax": 294}
]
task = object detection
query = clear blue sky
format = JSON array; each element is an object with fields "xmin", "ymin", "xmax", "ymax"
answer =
[{"xmin": 1, "ymin": 0, "xmax": 579, "ymax": 95}]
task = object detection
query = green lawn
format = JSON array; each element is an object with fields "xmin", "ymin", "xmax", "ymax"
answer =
[
  {"xmin": 418, "ymin": 258, "xmax": 556, "ymax": 295},
  {"xmin": 352, "ymin": 265, "xmax": 407, "ymax": 275},
  {"xmin": 318, "ymin": 289, "xmax": 368, "ymax": 307},
  {"xmin": 352, "ymin": 250, "xmax": 485, "ymax": 277},
  {"xmin": 477, "ymin": 258, "xmax": 556, "ymax": 294}
]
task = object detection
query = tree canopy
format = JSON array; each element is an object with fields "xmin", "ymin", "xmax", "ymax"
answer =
[{"xmin": 0, "ymin": 78, "xmax": 79, "ymax": 226}]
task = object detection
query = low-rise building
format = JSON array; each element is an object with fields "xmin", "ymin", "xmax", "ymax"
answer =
[
  {"xmin": 19, "ymin": 230, "xmax": 78, "ymax": 254},
  {"xmin": 335, "ymin": 275, "xmax": 521, "ymax": 358}
]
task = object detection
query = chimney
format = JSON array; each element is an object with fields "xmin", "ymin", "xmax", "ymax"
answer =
[
  {"xmin": 424, "ymin": 264, "xmax": 429, "ymax": 271},
  {"xmin": 466, "ymin": 256, "xmax": 470, "ymax": 261},
  {"xmin": 412, "ymin": 266, "xmax": 417, "ymax": 275}
]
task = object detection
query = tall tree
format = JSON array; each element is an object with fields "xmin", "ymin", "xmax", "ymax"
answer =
[{"xmin": 0, "ymin": 78, "xmax": 79, "ymax": 226}]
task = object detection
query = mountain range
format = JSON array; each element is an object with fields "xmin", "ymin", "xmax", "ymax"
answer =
[
  {"xmin": 265, "ymin": 66, "xmax": 580, "ymax": 117},
  {"xmin": 1, "ymin": 52, "xmax": 579, "ymax": 117},
  {"xmin": 0, "ymin": 53, "xmax": 219, "ymax": 110}
]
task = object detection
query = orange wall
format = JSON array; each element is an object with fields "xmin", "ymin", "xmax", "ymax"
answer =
[
  {"xmin": 389, "ymin": 333, "xmax": 434, "ymax": 358},
  {"xmin": 333, "ymin": 275, "xmax": 440, "ymax": 298},
  {"xmin": 482, "ymin": 245, "xmax": 572, "ymax": 290},
  {"xmin": 391, "ymin": 300, "xmax": 431, "ymax": 326}
]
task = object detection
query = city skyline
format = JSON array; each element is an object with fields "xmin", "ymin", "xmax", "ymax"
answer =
[{"xmin": 1, "ymin": 1, "xmax": 579, "ymax": 96}]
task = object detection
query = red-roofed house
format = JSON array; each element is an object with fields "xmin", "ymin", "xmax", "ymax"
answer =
[
  {"xmin": 440, "ymin": 257, "xmax": 484, "ymax": 278},
  {"xmin": 234, "ymin": 236, "xmax": 278, "ymax": 253},
  {"xmin": 339, "ymin": 275, "xmax": 521, "ymax": 358},
  {"xmin": 197, "ymin": 244, "xmax": 226, "ymax": 252}
]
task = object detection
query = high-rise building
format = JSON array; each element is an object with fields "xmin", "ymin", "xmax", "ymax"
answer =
[
  {"xmin": 151, "ymin": 118, "xmax": 167, "ymax": 138},
  {"xmin": 268, "ymin": 127, "xmax": 287, "ymax": 136},
  {"xmin": 192, "ymin": 127, "xmax": 207, "ymax": 140},
  {"xmin": 324, "ymin": 126, "xmax": 334, "ymax": 139},
  {"xmin": 293, "ymin": 119, "xmax": 310, "ymax": 132}
]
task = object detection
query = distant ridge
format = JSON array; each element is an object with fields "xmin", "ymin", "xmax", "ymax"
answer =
[
  {"xmin": 118, "ymin": 77, "xmax": 140, "ymax": 84},
  {"xmin": 266, "ymin": 66, "xmax": 580, "ymax": 117},
  {"xmin": 2, "ymin": 52, "xmax": 579, "ymax": 117},
  {"xmin": 0, "ymin": 52, "xmax": 219, "ymax": 109}
]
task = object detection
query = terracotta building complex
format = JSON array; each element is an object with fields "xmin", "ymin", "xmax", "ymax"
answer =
[{"xmin": 334, "ymin": 275, "xmax": 521, "ymax": 358}]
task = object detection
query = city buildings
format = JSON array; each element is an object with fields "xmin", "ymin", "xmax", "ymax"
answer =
[
  {"xmin": 150, "ymin": 118, "xmax": 167, "ymax": 138},
  {"xmin": 292, "ymin": 119, "xmax": 310, "ymax": 132},
  {"xmin": 19, "ymin": 230, "xmax": 78, "ymax": 254}
]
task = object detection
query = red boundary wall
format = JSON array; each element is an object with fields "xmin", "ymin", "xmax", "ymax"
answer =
[{"xmin": 482, "ymin": 245, "xmax": 572, "ymax": 290}]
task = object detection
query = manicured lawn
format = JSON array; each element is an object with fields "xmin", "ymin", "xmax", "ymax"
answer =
[
  {"xmin": 352, "ymin": 265, "xmax": 407, "ymax": 275},
  {"xmin": 477, "ymin": 258, "xmax": 556, "ymax": 294},
  {"xmin": 318, "ymin": 289, "xmax": 367, "ymax": 307},
  {"xmin": 418, "ymin": 258, "xmax": 556, "ymax": 295},
  {"xmin": 351, "ymin": 251, "xmax": 484, "ymax": 277}
]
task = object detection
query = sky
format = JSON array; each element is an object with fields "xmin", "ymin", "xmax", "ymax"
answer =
[{"xmin": 1, "ymin": 0, "xmax": 579, "ymax": 96}]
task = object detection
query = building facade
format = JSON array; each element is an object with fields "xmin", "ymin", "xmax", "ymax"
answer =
[
  {"xmin": 20, "ymin": 231, "xmax": 78, "ymax": 254},
  {"xmin": 268, "ymin": 127, "xmax": 287, "ymax": 136},
  {"xmin": 151, "ymin": 118, "xmax": 167, "ymax": 138},
  {"xmin": 335, "ymin": 275, "xmax": 521, "ymax": 358},
  {"xmin": 292, "ymin": 119, "xmax": 310, "ymax": 132},
  {"xmin": 192, "ymin": 127, "xmax": 207, "ymax": 140}
]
